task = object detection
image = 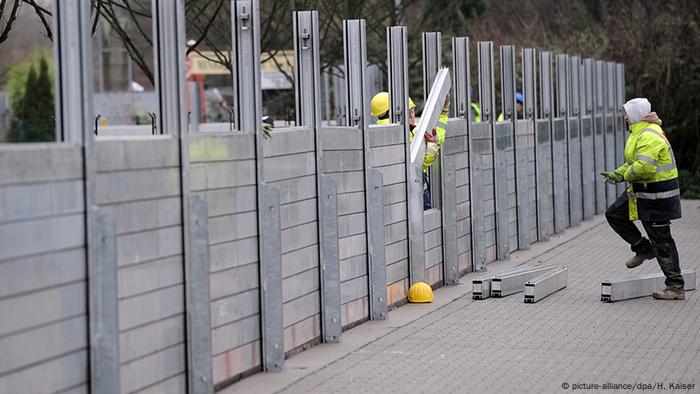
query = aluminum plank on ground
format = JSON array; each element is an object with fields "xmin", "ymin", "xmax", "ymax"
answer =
[
  {"xmin": 491, "ymin": 265, "xmax": 557, "ymax": 297},
  {"xmin": 601, "ymin": 270, "xmax": 696, "ymax": 302},
  {"xmin": 524, "ymin": 267, "xmax": 568, "ymax": 303}
]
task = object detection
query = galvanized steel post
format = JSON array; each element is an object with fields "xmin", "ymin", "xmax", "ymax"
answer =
[
  {"xmin": 232, "ymin": 0, "xmax": 284, "ymax": 371},
  {"xmin": 344, "ymin": 19, "xmax": 388, "ymax": 319},
  {"xmin": 294, "ymin": 10, "xmax": 342, "ymax": 343},
  {"xmin": 536, "ymin": 51, "xmax": 554, "ymax": 241},
  {"xmin": 615, "ymin": 63, "xmax": 627, "ymax": 196},
  {"xmin": 422, "ymin": 32, "xmax": 443, "ymax": 209},
  {"xmin": 552, "ymin": 54, "xmax": 569, "ymax": 233},
  {"xmin": 157, "ymin": 0, "xmax": 214, "ymax": 391},
  {"xmin": 388, "ymin": 26, "xmax": 425, "ymax": 285},
  {"xmin": 56, "ymin": 1, "xmax": 120, "ymax": 392},
  {"xmin": 451, "ymin": 37, "xmax": 470, "ymax": 118},
  {"xmin": 605, "ymin": 62, "xmax": 618, "ymax": 205},
  {"xmin": 515, "ymin": 47, "xmax": 537, "ymax": 249},
  {"xmin": 581, "ymin": 58, "xmax": 596, "ymax": 220},
  {"xmin": 495, "ymin": 44, "xmax": 515, "ymax": 259},
  {"xmin": 567, "ymin": 56, "xmax": 583, "ymax": 226},
  {"xmin": 593, "ymin": 60, "xmax": 607, "ymax": 214}
]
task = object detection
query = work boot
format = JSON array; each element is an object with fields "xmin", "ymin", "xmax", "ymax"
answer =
[
  {"xmin": 652, "ymin": 288, "xmax": 686, "ymax": 300},
  {"xmin": 625, "ymin": 252, "xmax": 656, "ymax": 269}
]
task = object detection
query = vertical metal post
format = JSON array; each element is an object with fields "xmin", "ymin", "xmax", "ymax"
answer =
[
  {"xmin": 158, "ymin": 1, "xmax": 213, "ymax": 391},
  {"xmin": 604, "ymin": 62, "xmax": 617, "ymax": 204},
  {"xmin": 56, "ymin": 2, "xmax": 119, "ymax": 392},
  {"xmin": 500, "ymin": 46, "xmax": 516, "ymax": 121},
  {"xmin": 536, "ymin": 51, "xmax": 554, "ymax": 241},
  {"xmin": 593, "ymin": 60, "xmax": 606, "ymax": 214},
  {"xmin": 422, "ymin": 32, "xmax": 442, "ymax": 101},
  {"xmin": 344, "ymin": 19, "xmax": 387, "ymax": 320},
  {"xmin": 388, "ymin": 26, "xmax": 425, "ymax": 285},
  {"xmin": 478, "ymin": 42, "xmax": 495, "ymax": 123},
  {"xmin": 422, "ymin": 31, "xmax": 443, "ymax": 210},
  {"xmin": 232, "ymin": 0, "xmax": 284, "ymax": 371},
  {"xmin": 567, "ymin": 56, "xmax": 582, "ymax": 226},
  {"xmin": 581, "ymin": 58, "xmax": 596, "ymax": 220},
  {"xmin": 516, "ymin": 47, "xmax": 537, "ymax": 249},
  {"xmin": 495, "ymin": 45, "xmax": 515, "ymax": 259},
  {"xmin": 552, "ymin": 54, "xmax": 569, "ymax": 233},
  {"xmin": 294, "ymin": 10, "xmax": 341, "ymax": 343},
  {"xmin": 451, "ymin": 37, "xmax": 470, "ymax": 118},
  {"xmin": 615, "ymin": 63, "xmax": 626, "ymax": 196}
]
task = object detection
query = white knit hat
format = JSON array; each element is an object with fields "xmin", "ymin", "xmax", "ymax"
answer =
[{"xmin": 622, "ymin": 98, "xmax": 651, "ymax": 124}]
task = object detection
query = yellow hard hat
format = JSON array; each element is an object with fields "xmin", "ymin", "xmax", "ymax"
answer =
[
  {"xmin": 408, "ymin": 281, "xmax": 433, "ymax": 303},
  {"xmin": 370, "ymin": 92, "xmax": 416, "ymax": 117}
]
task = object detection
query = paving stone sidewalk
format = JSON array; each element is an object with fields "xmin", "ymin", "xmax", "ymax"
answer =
[{"xmin": 276, "ymin": 200, "xmax": 700, "ymax": 394}]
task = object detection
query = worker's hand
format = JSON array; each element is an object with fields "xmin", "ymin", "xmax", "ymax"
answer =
[
  {"xmin": 600, "ymin": 171, "xmax": 623, "ymax": 184},
  {"xmin": 424, "ymin": 130, "xmax": 437, "ymax": 143},
  {"xmin": 442, "ymin": 94, "xmax": 451, "ymax": 114}
]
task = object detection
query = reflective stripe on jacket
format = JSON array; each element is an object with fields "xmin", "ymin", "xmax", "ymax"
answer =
[
  {"xmin": 471, "ymin": 102, "xmax": 481, "ymax": 123},
  {"xmin": 614, "ymin": 121, "xmax": 681, "ymax": 221}
]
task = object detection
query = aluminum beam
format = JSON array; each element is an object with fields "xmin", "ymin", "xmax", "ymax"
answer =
[
  {"xmin": 477, "ymin": 42, "xmax": 495, "ymax": 123},
  {"xmin": 388, "ymin": 26, "xmax": 425, "ymax": 284},
  {"xmin": 601, "ymin": 270, "xmax": 696, "ymax": 302},
  {"xmin": 469, "ymin": 151, "xmax": 487, "ymax": 272},
  {"xmin": 451, "ymin": 37, "xmax": 470, "ymax": 118},
  {"xmin": 492, "ymin": 265, "xmax": 557, "ymax": 297},
  {"xmin": 524, "ymin": 267, "xmax": 568, "ymax": 303},
  {"xmin": 500, "ymin": 45, "xmax": 517, "ymax": 121},
  {"xmin": 472, "ymin": 265, "xmax": 538, "ymax": 300},
  {"xmin": 294, "ymin": 11, "xmax": 322, "ymax": 128}
]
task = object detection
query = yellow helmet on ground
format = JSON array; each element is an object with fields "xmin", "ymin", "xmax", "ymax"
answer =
[
  {"xmin": 408, "ymin": 281, "xmax": 433, "ymax": 303},
  {"xmin": 370, "ymin": 92, "xmax": 416, "ymax": 117}
]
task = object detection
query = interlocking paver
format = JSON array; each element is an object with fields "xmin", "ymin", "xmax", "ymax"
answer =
[{"xmin": 280, "ymin": 200, "xmax": 700, "ymax": 394}]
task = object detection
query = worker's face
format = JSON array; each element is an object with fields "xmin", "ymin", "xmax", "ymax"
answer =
[
  {"xmin": 516, "ymin": 102, "xmax": 523, "ymax": 112},
  {"xmin": 409, "ymin": 109, "xmax": 416, "ymax": 127}
]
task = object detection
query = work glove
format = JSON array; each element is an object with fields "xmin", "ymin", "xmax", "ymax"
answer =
[
  {"xmin": 262, "ymin": 123, "xmax": 272, "ymax": 139},
  {"xmin": 600, "ymin": 171, "xmax": 623, "ymax": 184}
]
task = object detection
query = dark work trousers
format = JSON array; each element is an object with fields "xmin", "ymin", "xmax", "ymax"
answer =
[
  {"xmin": 423, "ymin": 172, "xmax": 432, "ymax": 210},
  {"xmin": 605, "ymin": 192, "xmax": 684, "ymax": 291}
]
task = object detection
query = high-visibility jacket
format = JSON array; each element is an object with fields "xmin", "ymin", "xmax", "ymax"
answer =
[
  {"xmin": 614, "ymin": 121, "xmax": 681, "ymax": 221},
  {"xmin": 471, "ymin": 102, "xmax": 481, "ymax": 123},
  {"xmin": 376, "ymin": 113, "xmax": 448, "ymax": 172}
]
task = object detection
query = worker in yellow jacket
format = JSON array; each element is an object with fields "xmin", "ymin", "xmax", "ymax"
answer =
[
  {"xmin": 601, "ymin": 98, "xmax": 684, "ymax": 300},
  {"xmin": 370, "ymin": 92, "xmax": 449, "ymax": 210}
]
